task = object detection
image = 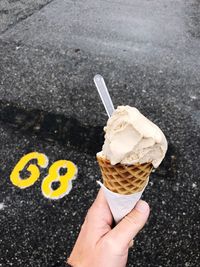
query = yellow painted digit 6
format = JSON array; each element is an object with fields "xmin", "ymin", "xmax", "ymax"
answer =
[
  {"xmin": 10, "ymin": 152, "xmax": 48, "ymax": 189},
  {"xmin": 41, "ymin": 160, "xmax": 77, "ymax": 199}
]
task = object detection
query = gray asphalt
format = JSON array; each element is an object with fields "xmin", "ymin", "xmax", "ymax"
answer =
[{"xmin": 0, "ymin": 0, "xmax": 199, "ymax": 266}]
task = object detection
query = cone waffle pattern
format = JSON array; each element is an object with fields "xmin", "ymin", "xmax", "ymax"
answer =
[{"xmin": 97, "ymin": 156, "xmax": 153, "ymax": 195}]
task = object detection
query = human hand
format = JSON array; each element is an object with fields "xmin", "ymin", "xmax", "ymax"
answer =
[{"xmin": 67, "ymin": 189, "xmax": 150, "ymax": 267}]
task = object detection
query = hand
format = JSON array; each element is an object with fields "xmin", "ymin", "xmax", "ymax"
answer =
[{"xmin": 67, "ymin": 189, "xmax": 150, "ymax": 267}]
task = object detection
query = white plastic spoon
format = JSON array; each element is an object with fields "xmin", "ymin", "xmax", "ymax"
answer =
[{"xmin": 94, "ymin": 74, "xmax": 115, "ymax": 117}]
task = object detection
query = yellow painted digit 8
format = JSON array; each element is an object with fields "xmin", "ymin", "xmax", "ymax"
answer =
[
  {"xmin": 41, "ymin": 160, "xmax": 77, "ymax": 199},
  {"xmin": 10, "ymin": 152, "xmax": 48, "ymax": 189}
]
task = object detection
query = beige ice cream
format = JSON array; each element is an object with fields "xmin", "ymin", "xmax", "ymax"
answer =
[{"xmin": 98, "ymin": 105, "xmax": 167, "ymax": 168}]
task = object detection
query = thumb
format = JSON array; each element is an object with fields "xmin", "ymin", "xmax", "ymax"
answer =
[{"xmin": 107, "ymin": 200, "xmax": 150, "ymax": 249}]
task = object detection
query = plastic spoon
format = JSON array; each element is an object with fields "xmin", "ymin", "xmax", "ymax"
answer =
[{"xmin": 93, "ymin": 74, "xmax": 115, "ymax": 117}]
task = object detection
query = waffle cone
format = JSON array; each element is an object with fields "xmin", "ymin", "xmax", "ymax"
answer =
[{"xmin": 97, "ymin": 155, "xmax": 153, "ymax": 195}]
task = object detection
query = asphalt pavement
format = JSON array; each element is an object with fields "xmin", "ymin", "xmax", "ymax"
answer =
[{"xmin": 0, "ymin": 0, "xmax": 199, "ymax": 266}]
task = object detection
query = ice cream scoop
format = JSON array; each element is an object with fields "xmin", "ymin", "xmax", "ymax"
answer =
[{"xmin": 99, "ymin": 105, "xmax": 167, "ymax": 168}]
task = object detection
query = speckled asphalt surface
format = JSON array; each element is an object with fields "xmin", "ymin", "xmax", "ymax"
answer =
[{"xmin": 0, "ymin": 0, "xmax": 199, "ymax": 266}]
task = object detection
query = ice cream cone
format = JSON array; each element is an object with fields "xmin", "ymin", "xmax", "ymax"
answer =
[{"xmin": 97, "ymin": 155, "xmax": 153, "ymax": 195}]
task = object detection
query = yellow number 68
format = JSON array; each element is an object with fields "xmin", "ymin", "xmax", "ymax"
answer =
[{"xmin": 10, "ymin": 152, "xmax": 77, "ymax": 199}]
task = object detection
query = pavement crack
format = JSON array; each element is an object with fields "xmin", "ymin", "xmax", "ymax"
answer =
[{"xmin": 0, "ymin": 0, "xmax": 55, "ymax": 35}]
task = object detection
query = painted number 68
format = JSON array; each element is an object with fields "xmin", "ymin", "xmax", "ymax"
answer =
[{"xmin": 10, "ymin": 152, "xmax": 78, "ymax": 200}]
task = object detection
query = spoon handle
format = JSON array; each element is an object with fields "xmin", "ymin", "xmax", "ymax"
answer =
[{"xmin": 94, "ymin": 74, "xmax": 115, "ymax": 117}]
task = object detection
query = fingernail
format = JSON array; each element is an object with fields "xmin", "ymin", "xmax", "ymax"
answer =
[
  {"xmin": 128, "ymin": 239, "xmax": 134, "ymax": 248},
  {"xmin": 135, "ymin": 200, "xmax": 149, "ymax": 213}
]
